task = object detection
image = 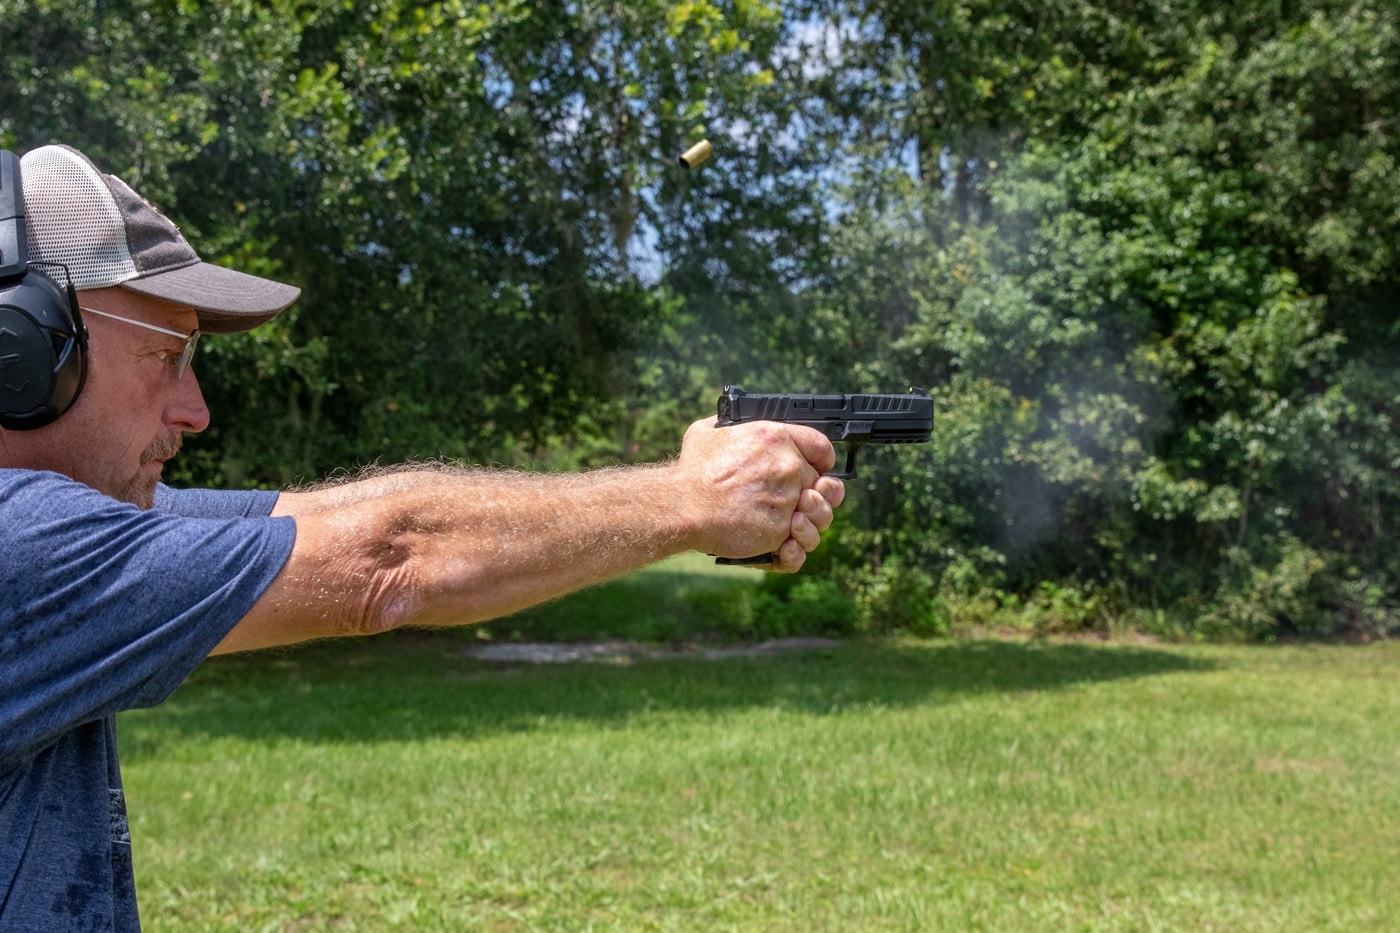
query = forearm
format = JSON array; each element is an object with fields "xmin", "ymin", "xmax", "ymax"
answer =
[
  {"xmin": 364, "ymin": 462, "xmax": 695, "ymax": 624},
  {"xmin": 217, "ymin": 462, "xmax": 698, "ymax": 653}
]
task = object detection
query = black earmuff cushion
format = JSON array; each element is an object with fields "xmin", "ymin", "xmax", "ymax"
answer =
[
  {"xmin": 0, "ymin": 270, "xmax": 87, "ymax": 430},
  {"xmin": 1, "ymin": 147, "xmax": 88, "ymax": 431}
]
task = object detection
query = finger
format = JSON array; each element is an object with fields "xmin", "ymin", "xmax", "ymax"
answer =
[
  {"xmin": 789, "ymin": 509, "xmax": 821, "ymax": 553},
  {"xmin": 783, "ymin": 425, "xmax": 839, "ymax": 476},
  {"xmin": 770, "ymin": 537, "xmax": 807, "ymax": 574},
  {"xmin": 814, "ymin": 475, "xmax": 846, "ymax": 509},
  {"xmin": 797, "ymin": 486, "xmax": 835, "ymax": 534}
]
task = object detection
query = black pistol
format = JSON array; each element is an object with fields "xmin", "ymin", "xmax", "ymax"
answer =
[{"xmin": 714, "ymin": 386, "xmax": 933, "ymax": 565}]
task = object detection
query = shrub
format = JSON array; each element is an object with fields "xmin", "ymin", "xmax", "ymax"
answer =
[
  {"xmin": 737, "ymin": 577, "xmax": 859, "ymax": 639},
  {"xmin": 1195, "ymin": 536, "xmax": 1327, "ymax": 641},
  {"xmin": 854, "ymin": 556, "xmax": 951, "ymax": 636}
]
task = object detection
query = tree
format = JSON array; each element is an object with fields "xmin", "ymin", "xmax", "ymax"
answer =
[
  {"xmin": 2, "ymin": 0, "xmax": 803, "ymax": 482},
  {"xmin": 787, "ymin": 0, "xmax": 1400, "ymax": 635}
]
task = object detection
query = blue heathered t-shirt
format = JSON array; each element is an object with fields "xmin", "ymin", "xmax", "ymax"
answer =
[{"xmin": 0, "ymin": 470, "xmax": 297, "ymax": 932}]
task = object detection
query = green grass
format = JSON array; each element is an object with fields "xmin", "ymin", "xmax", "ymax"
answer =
[{"xmin": 119, "ymin": 630, "xmax": 1400, "ymax": 931}]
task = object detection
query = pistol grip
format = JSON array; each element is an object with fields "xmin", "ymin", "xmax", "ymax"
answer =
[{"xmin": 714, "ymin": 553, "xmax": 776, "ymax": 566}]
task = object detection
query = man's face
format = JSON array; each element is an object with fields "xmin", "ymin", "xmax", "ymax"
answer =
[{"xmin": 0, "ymin": 287, "xmax": 211, "ymax": 507}]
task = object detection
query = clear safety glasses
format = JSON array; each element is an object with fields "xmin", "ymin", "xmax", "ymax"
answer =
[{"xmin": 80, "ymin": 306, "xmax": 201, "ymax": 378}]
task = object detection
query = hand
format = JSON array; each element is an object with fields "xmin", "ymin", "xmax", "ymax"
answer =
[{"xmin": 675, "ymin": 418, "xmax": 846, "ymax": 571}]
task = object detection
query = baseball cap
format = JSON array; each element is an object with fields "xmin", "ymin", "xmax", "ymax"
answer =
[{"xmin": 19, "ymin": 144, "xmax": 300, "ymax": 333}]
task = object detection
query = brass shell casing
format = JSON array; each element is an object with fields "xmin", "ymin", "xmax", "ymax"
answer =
[{"xmin": 678, "ymin": 139, "xmax": 713, "ymax": 169}]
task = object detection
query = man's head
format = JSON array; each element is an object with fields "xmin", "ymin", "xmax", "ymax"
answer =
[{"xmin": 0, "ymin": 144, "xmax": 301, "ymax": 506}]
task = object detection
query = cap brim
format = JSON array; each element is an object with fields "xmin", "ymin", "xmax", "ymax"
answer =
[{"xmin": 120, "ymin": 262, "xmax": 301, "ymax": 334}]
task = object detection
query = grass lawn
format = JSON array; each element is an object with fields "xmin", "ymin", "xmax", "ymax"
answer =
[{"xmin": 121, "ymin": 618, "xmax": 1400, "ymax": 930}]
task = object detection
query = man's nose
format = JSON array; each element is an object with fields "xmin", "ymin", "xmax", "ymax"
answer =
[{"xmin": 166, "ymin": 369, "xmax": 211, "ymax": 434}]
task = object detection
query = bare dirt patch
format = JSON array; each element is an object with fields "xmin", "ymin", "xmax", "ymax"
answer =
[{"xmin": 463, "ymin": 637, "xmax": 842, "ymax": 665}]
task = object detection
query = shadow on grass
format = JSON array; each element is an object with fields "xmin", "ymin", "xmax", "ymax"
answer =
[{"xmin": 119, "ymin": 634, "xmax": 1217, "ymax": 757}]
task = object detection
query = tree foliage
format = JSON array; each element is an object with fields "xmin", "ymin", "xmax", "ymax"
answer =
[
  {"xmin": 788, "ymin": 0, "xmax": 1400, "ymax": 637},
  {"xmin": 3, "ymin": 0, "xmax": 1399, "ymax": 637}
]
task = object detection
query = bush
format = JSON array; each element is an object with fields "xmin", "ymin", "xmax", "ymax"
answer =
[
  {"xmin": 1194, "ymin": 536, "xmax": 1327, "ymax": 641},
  {"xmin": 853, "ymin": 556, "xmax": 951, "ymax": 636},
  {"xmin": 727, "ymin": 577, "xmax": 859, "ymax": 640},
  {"xmin": 1318, "ymin": 575, "xmax": 1399, "ymax": 642},
  {"xmin": 1019, "ymin": 581, "xmax": 1114, "ymax": 636}
]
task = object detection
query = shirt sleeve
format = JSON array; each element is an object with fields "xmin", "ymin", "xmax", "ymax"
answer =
[
  {"xmin": 154, "ymin": 482, "xmax": 282, "ymax": 519},
  {"xmin": 0, "ymin": 470, "xmax": 297, "ymax": 771}
]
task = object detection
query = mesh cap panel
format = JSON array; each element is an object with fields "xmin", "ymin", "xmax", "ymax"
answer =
[{"xmin": 21, "ymin": 146, "xmax": 141, "ymax": 289}]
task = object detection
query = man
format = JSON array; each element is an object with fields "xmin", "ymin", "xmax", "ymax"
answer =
[{"xmin": 0, "ymin": 144, "xmax": 845, "ymax": 931}]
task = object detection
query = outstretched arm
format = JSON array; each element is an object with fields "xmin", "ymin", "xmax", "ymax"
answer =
[{"xmin": 212, "ymin": 419, "xmax": 845, "ymax": 654}]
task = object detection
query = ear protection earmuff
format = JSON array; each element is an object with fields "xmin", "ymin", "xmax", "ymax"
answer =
[{"xmin": 0, "ymin": 149, "xmax": 87, "ymax": 430}]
